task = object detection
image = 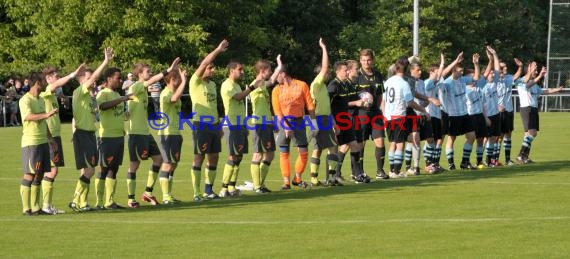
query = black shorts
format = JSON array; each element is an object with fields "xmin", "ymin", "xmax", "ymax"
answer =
[
  {"xmin": 499, "ymin": 111, "xmax": 514, "ymax": 134},
  {"xmin": 159, "ymin": 135, "xmax": 183, "ymax": 164},
  {"xmin": 487, "ymin": 114, "xmax": 501, "ymax": 137},
  {"xmin": 334, "ymin": 113, "xmax": 355, "ymax": 145},
  {"xmin": 276, "ymin": 117, "xmax": 308, "ymax": 147},
  {"xmin": 419, "ymin": 115, "xmax": 433, "ymax": 141},
  {"xmin": 387, "ymin": 118, "xmax": 408, "ymax": 143},
  {"xmin": 441, "ymin": 111, "xmax": 449, "ymax": 136},
  {"xmin": 192, "ymin": 122, "xmax": 222, "ymax": 154},
  {"xmin": 405, "ymin": 108, "xmax": 420, "ymax": 133},
  {"xmin": 448, "ymin": 115, "xmax": 474, "ymax": 137},
  {"xmin": 520, "ymin": 107, "xmax": 539, "ymax": 132},
  {"xmin": 73, "ymin": 129, "xmax": 99, "ymax": 169},
  {"xmin": 361, "ymin": 110, "xmax": 385, "ymax": 140},
  {"xmin": 128, "ymin": 134, "xmax": 161, "ymax": 162},
  {"xmin": 350, "ymin": 110, "xmax": 364, "ymax": 143},
  {"xmin": 223, "ymin": 126, "xmax": 249, "ymax": 155},
  {"xmin": 251, "ymin": 124, "xmax": 276, "ymax": 153},
  {"xmin": 22, "ymin": 143, "xmax": 51, "ymax": 175},
  {"xmin": 469, "ymin": 113, "xmax": 488, "ymax": 139},
  {"xmin": 310, "ymin": 115, "xmax": 337, "ymax": 150},
  {"xmin": 99, "ymin": 137, "xmax": 124, "ymax": 168},
  {"xmin": 49, "ymin": 136, "xmax": 65, "ymax": 167},
  {"xmin": 430, "ymin": 117, "xmax": 443, "ymax": 140}
]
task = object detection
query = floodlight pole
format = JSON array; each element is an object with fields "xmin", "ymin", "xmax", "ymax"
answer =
[
  {"xmin": 413, "ymin": 0, "xmax": 419, "ymax": 56},
  {"xmin": 546, "ymin": 0, "xmax": 553, "ymax": 88}
]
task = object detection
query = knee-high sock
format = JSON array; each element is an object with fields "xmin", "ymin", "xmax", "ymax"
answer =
[
  {"xmin": 145, "ymin": 164, "xmax": 160, "ymax": 194},
  {"xmin": 205, "ymin": 165, "xmax": 217, "ymax": 193},
  {"xmin": 20, "ymin": 179, "xmax": 32, "ymax": 213},
  {"xmin": 404, "ymin": 144, "xmax": 413, "ymax": 167},
  {"xmin": 260, "ymin": 160, "xmax": 271, "ymax": 186},
  {"xmin": 446, "ymin": 148, "xmax": 454, "ymax": 165},
  {"xmin": 251, "ymin": 161, "xmax": 261, "ymax": 190},
  {"xmin": 41, "ymin": 176, "xmax": 54, "ymax": 209},
  {"xmin": 461, "ymin": 143, "xmax": 473, "ymax": 164},
  {"xmin": 294, "ymin": 151, "xmax": 308, "ymax": 180},
  {"xmin": 412, "ymin": 144, "xmax": 420, "ymax": 168},
  {"xmin": 126, "ymin": 172, "xmax": 136, "ymax": 202},
  {"xmin": 190, "ymin": 166, "xmax": 201, "ymax": 197},
  {"xmin": 159, "ymin": 170, "xmax": 170, "ymax": 201},
  {"xmin": 78, "ymin": 175, "xmax": 90, "ymax": 207},
  {"xmin": 375, "ymin": 147, "xmax": 385, "ymax": 172},
  {"xmin": 476, "ymin": 144, "xmax": 484, "ymax": 164},
  {"xmin": 105, "ymin": 177, "xmax": 117, "ymax": 207},
  {"xmin": 503, "ymin": 137, "xmax": 512, "ymax": 161}
]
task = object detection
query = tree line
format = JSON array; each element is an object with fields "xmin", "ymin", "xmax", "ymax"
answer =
[{"xmin": 0, "ymin": 0, "xmax": 548, "ymax": 85}]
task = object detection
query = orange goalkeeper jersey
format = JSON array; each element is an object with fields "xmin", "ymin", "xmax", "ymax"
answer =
[{"xmin": 272, "ymin": 78, "xmax": 314, "ymax": 118}]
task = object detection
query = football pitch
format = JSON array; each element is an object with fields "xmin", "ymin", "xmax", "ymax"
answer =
[{"xmin": 0, "ymin": 113, "xmax": 569, "ymax": 258}]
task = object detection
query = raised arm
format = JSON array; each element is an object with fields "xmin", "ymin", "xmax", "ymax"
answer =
[
  {"xmin": 47, "ymin": 63, "xmax": 85, "ymax": 92},
  {"xmin": 523, "ymin": 62, "xmax": 537, "ymax": 86},
  {"xmin": 472, "ymin": 53, "xmax": 480, "ymax": 81},
  {"xmin": 84, "ymin": 48, "xmax": 113, "ymax": 89},
  {"xmin": 170, "ymin": 68, "xmax": 187, "ymax": 103},
  {"xmin": 269, "ymin": 54, "xmax": 282, "ymax": 85},
  {"xmin": 543, "ymin": 85, "xmax": 564, "ymax": 95},
  {"xmin": 483, "ymin": 49, "xmax": 493, "ymax": 78},
  {"xmin": 487, "ymin": 46, "xmax": 500, "ymax": 72},
  {"xmin": 144, "ymin": 57, "xmax": 181, "ymax": 87},
  {"xmin": 513, "ymin": 58, "xmax": 523, "ymax": 80},
  {"xmin": 317, "ymin": 38, "xmax": 329, "ymax": 79},
  {"xmin": 194, "ymin": 40, "xmax": 229, "ymax": 79},
  {"xmin": 442, "ymin": 52, "xmax": 464, "ymax": 78}
]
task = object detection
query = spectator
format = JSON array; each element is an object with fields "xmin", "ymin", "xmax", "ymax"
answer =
[
  {"xmin": 122, "ymin": 72, "xmax": 135, "ymax": 93},
  {"xmin": 6, "ymin": 79, "xmax": 23, "ymax": 126},
  {"xmin": 148, "ymin": 82, "xmax": 161, "ymax": 113},
  {"xmin": 22, "ymin": 78, "xmax": 30, "ymax": 93}
]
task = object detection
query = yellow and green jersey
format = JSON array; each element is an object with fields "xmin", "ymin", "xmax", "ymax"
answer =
[
  {"xmin": 249, "ymin": 80, "xmax": 272, "ymax": 124},
  {"xmin": 96, "ymin": 88, "xmax": 125, "ymax": 138},
  {"xmin": 310, "ymin": 74, "xmax": 331, "ymax": 116},
  {"xmin": 19, "ymin": 93, "xmax": 48, "ymax": 147},
  {"xmin": 221, "ymin": 78, "xmax": 245, "ymax": 126},
  {"xmin": 72, "ymin": 84, "xmax": 97, "ymax": 131},
  {"xmin": 127, "ymin": 81, "xmax": 149, "ymax": 135},
  {"xmin": 159, "ymin": 87, "xmax": 181, "ymax": 136},
  {"xmin": 189, "ymin": 74, "xmax": 218, "ymax": 123},
  {"xmin": 39, "ymin": 86, "xmax": 61, "ymax": 137}
]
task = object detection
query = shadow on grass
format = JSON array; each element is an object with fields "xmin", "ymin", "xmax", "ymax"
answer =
[{"xmin": 69, "ymin": 160, "xmax": 570, "ymax": 215}]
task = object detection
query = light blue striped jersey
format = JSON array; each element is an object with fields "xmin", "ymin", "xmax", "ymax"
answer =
[
  {"xmin": 383, "ymin": 75, "xmax": 414, "ymax": 120},
  {"xmin": 424, "ymin": 79, "xmax": 441, "ymax": 119},
  {"xmin": 439, "ymin": 76, "xmax": 473, "ymax": 116},
  {"xmin": 482, "ymin": 71, "xmax": 500, "ymax": 117},
  {"xmin": 497, "ymin": 74, "xmax": 515, "ymax": 112},
  {"xmin": 466, "ymin": 85, "xmax": 484, "ymax": 115},
  {"xmin": 517, "ymin": 80, "xmax": 543, "ymax": 108}
]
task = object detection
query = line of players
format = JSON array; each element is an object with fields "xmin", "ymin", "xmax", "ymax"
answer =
[{"xmin": 18, "ymin": 40, "xmax": 563, "ymax": 215}]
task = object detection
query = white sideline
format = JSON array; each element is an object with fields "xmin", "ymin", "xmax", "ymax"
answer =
[{"xmin": 1, "ymin": 216, "xmax": 570, "ymax": 225}]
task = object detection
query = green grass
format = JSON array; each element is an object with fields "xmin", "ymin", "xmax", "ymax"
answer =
[{"xmin": 1, "ymin": 113, "xmax": 570, "ymax": 258}]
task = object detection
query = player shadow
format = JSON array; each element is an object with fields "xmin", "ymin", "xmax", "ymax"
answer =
[{"xmin": 89, "ymin": 160, "xmax": 569, "ymax": 214}]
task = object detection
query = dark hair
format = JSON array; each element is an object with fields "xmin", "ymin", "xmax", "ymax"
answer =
[
  {"xmin": 227, "ymin": 60, "xmax": 242, "ymax": 70},
  {"xmin": 333, "ymin": 61, "xmax": 347, "ymax": 71},
  {"xmin": 346, "ymin": 60, "xmax": 359, "ymax": 70},
  {"xmin": 165, "ymin": 69, "xmax": 181, "ymax": 85},
  {"xmin": 394, "ymin": 56, "xmax": 410, "ymax": 73},
  {"xmin": 360, "ymin": 49, "xmax": 374, "ymax": 59},
  {"xmin": 42, "ymin": 66, "xmax": 58, "ymax": 78},
  {"xmin": 132, "ymin": 62, "xmax": 150, "ymax": 77},
  {"xmin": 77, "ymin": 68, "xmax": 94, "ymax": 79},
  {"xmin": 255, "ymin": 59, "xmax": 271, "ymax": 73},
  {"xmin": 104, "ymin": 67, "xmax": 122, "ymax": 80},
  {"xmin": 429, "ymin": 64, "xmax": 439, "ymax": 72},
  {"xmin": 28, "ymin": 72, "xmax": 43, "ymax": 87}
]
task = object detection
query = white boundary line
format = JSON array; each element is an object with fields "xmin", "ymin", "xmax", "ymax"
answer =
[{"xmin": 1, "ymin": 216, "xmax": 570, "ymax": 225}]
